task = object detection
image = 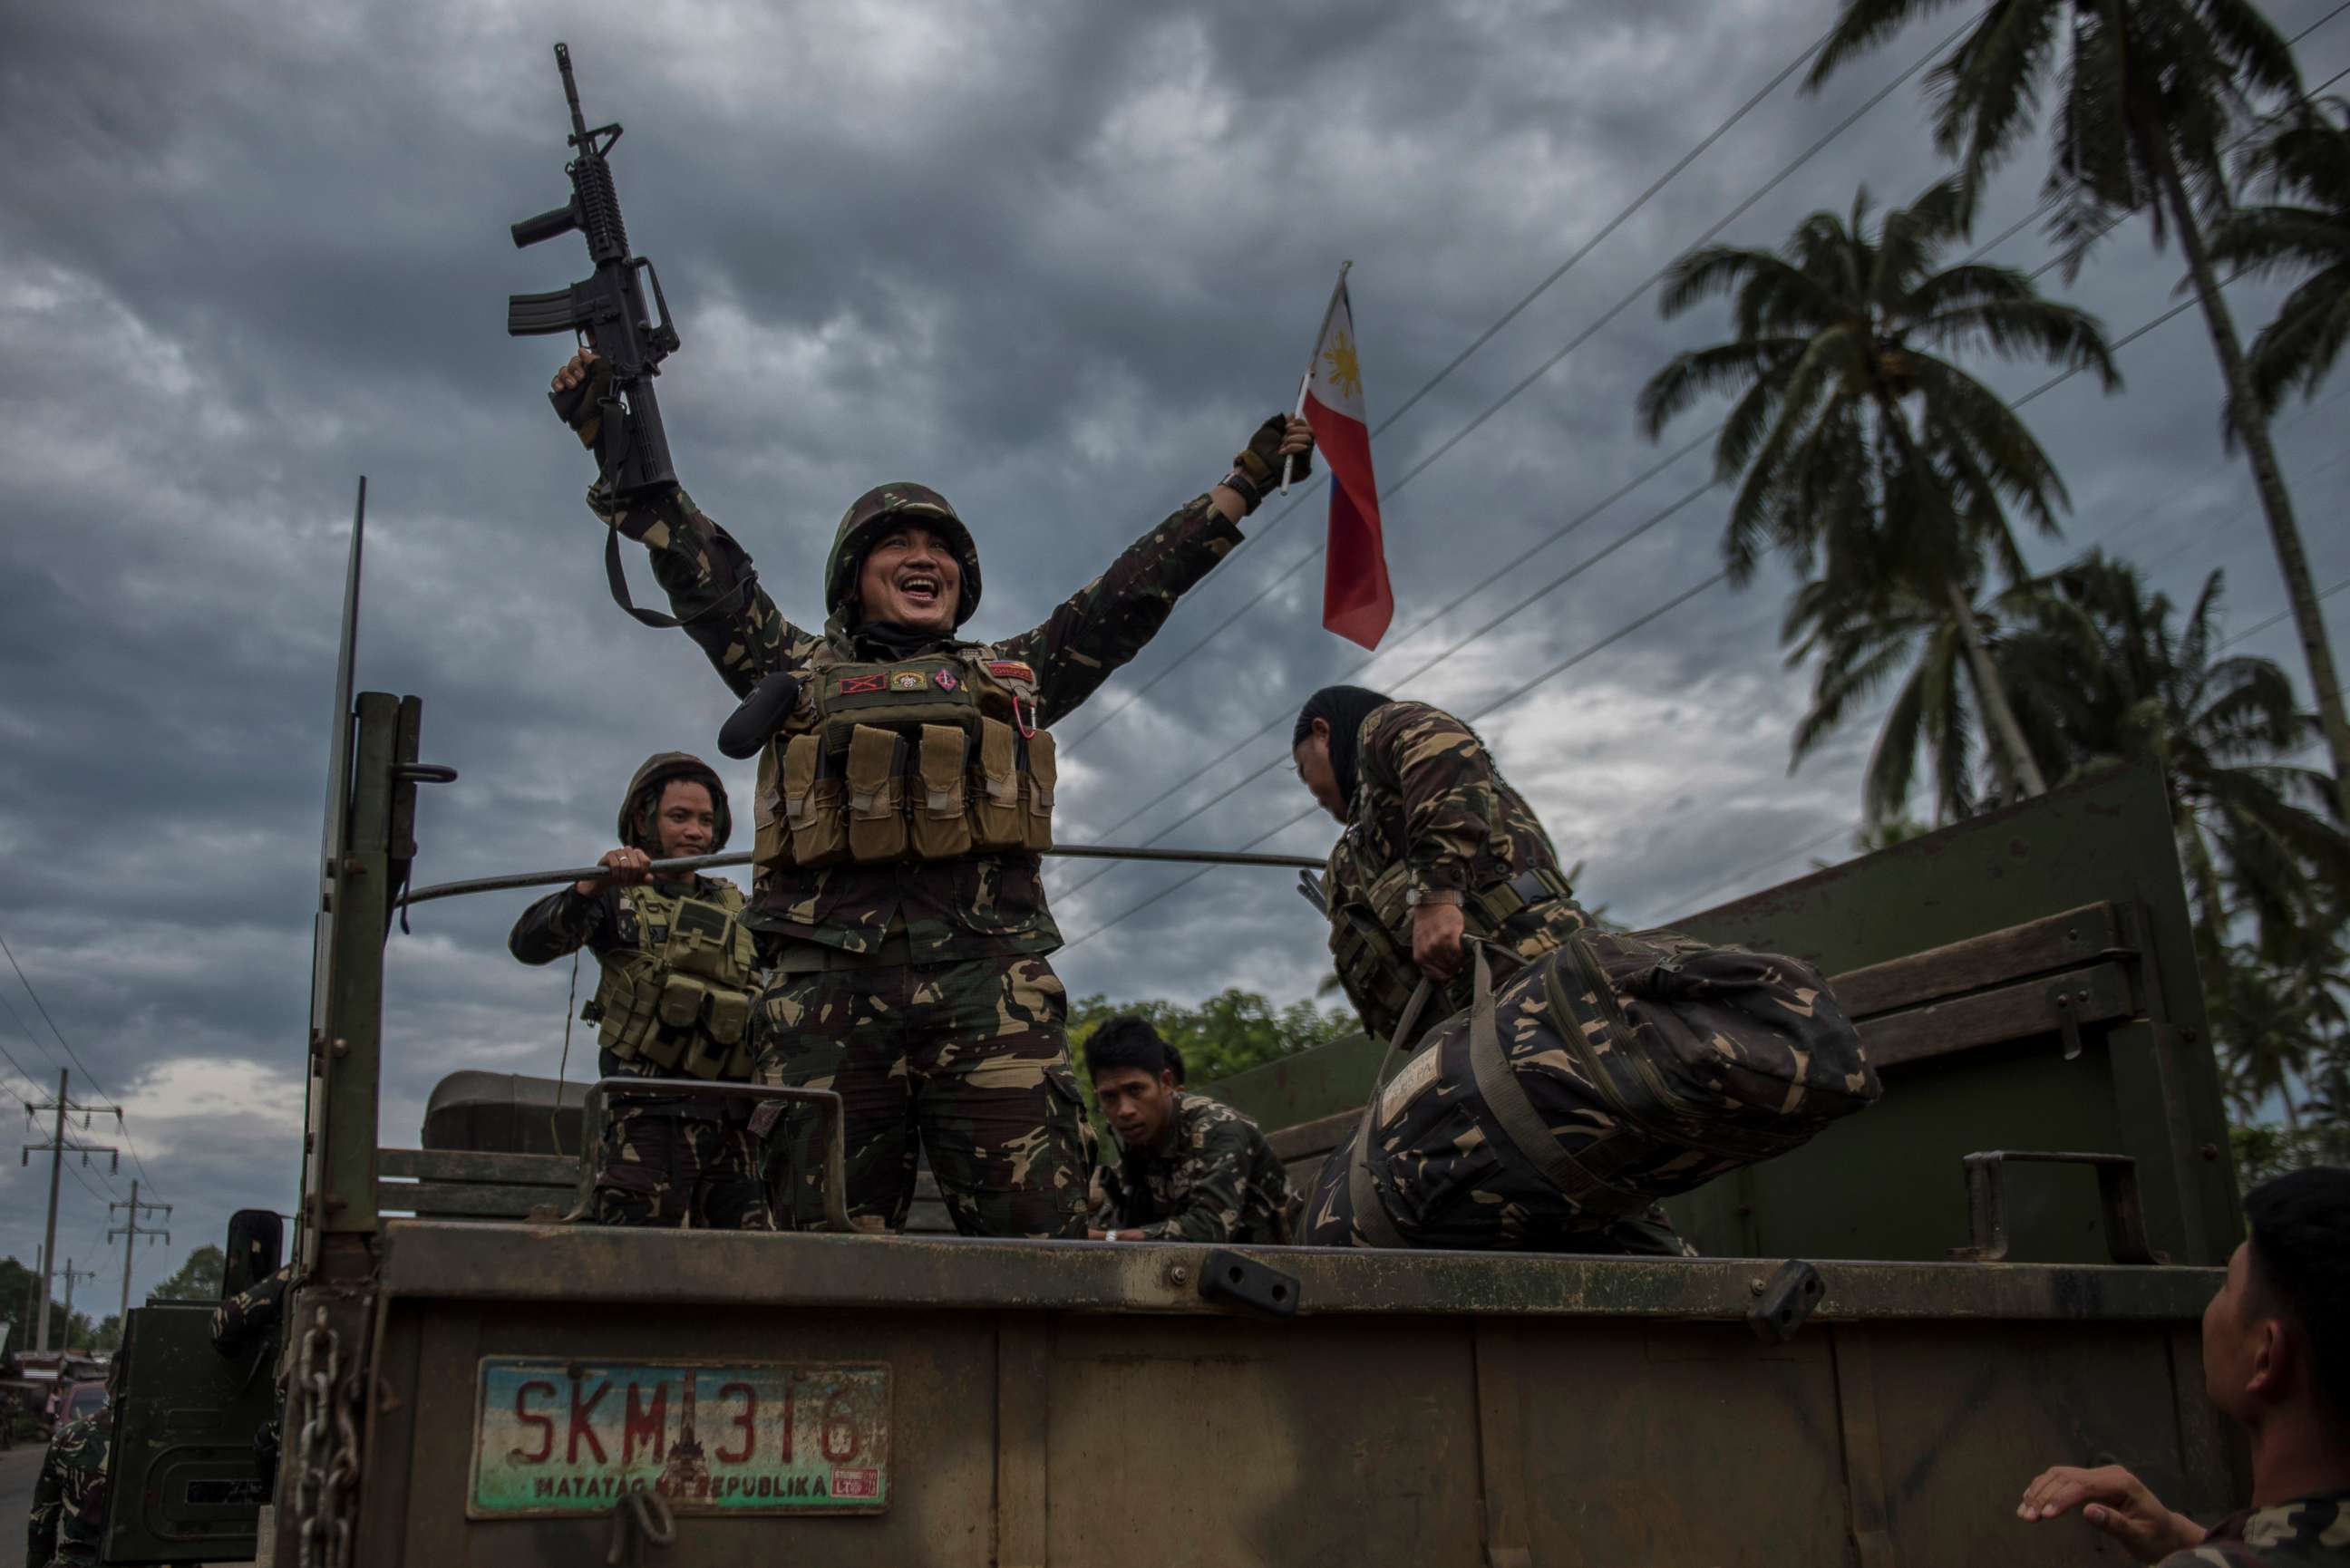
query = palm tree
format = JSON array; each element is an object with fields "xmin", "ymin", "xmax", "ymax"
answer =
[
  {"xmin": 1638, "ymin": 180, "xmax": 2117, "ymax": 799},
  {"xmin": 2210, "ymin": 943, "xmax": 2326, "ymax": 1128},
  {"xmin": 1808, "ymin": 0, "xmax": 2350, "ymax": 824},
  {"xmin": 2008, "ymin": 553, "xmax": 2350, "ymax": 961},
  {"xmin": 2211, "ymin": 95, "xmax": 2350, "ymax": 417},
  {"xmin": 1782, "ymin": 569, "xmax": 2071, "ymax": 825}
]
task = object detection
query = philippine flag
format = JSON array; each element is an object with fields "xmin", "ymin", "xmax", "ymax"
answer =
[{"xmin": 1301, "ymin": 270, "xmax": 1392, "ymax": 649}]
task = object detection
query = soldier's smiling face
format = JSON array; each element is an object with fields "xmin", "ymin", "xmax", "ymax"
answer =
[
  {"xmin": 1092, "ymin": 1065, "xmax": 1179, "ymax": 1149},
  {"xmin": 857, "ymin": 523, "xmax": 963, "ymax": 634},
  {"xmin": 1293, "ymin": 719, "xmax": 1347, "ymax": 822}
]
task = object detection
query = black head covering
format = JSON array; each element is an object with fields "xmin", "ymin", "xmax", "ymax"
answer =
[{"xmin": 1293, "ymin": 686, "xmax": 1393, "ymax": 810}]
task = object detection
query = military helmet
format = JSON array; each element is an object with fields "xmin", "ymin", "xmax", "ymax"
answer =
[
  {"xmin": 824, "ymin": 482, "xmax": 983, "ymax": 628},
  {"xmin": 618, "ymin": 751, "xmax": 732, "ymax": 855}
]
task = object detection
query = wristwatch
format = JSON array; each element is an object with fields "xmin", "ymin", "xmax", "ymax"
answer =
[{"xmin": 1406, "ymin": 886, "xmax": 1463, "ymax": 908}]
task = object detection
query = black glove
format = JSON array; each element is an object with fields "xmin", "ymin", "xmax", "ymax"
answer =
[
  {"xmin": 549, "ymin": 355, "xmax": 614, "ymax": 449},
  {"xmin": 1223, "ymin": 415, "xmax": 1314, "ymax": 513}
]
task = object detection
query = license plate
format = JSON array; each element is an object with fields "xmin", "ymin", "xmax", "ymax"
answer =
[{"xmin": 470, "ymin": 1359, "xmax": 890, "ymax": 1517}]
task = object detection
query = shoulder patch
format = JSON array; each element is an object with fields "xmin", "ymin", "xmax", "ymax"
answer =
[{"xmin": 986, "ymin": 660, "xmax": 1034, "ymax": 682}]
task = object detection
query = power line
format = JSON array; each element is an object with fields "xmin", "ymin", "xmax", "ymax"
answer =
[
  {"xmin": 2217, "ymin": 574, "xmax": 2350, "ymax": 653},
  {"xmin": 1056, "ymin": 7, "xmax": 1990, "ymax": 758},
  {"xmin": 1052, "ymin": 182, "xmax": 2074, "ymax": 902},
  {"xmin": 1061, "ymin": 0, "xmax": 2350, "ymax": 776},
  {"xmin": 1055, "ymin": 259, "xmax": 2263, "ymax": 950},
  {"xmin": 1056, "ymin": 2, "xmax": 2349, "ymax": 946},
  {"xmin": 0, "ymin": 929, "xmax": 166, "ymax": 1201},
  {"xmin": 1059, "ymin": 571, "xmax": 1732, "ymax": 953}
]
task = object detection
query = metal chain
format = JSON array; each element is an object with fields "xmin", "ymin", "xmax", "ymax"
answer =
[
  {"xmin": 607, "ymin": 1491, "xmax": 676, "ymax": 1565},
  {"xmin": 291, "ymin": 1307, "xmax": 337, "ymax": 1568}
]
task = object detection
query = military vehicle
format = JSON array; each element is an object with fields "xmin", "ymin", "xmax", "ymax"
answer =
[{"xmin": 96, "ymin": 492, "xmax": 2247, "ymax": 1565}]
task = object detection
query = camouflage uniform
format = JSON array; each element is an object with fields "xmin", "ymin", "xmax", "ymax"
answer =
[
  {"xmin": 211, "ymin": 1263, "xmax": 291, "ymax": 1479},
  {"xmin": 27, "ymin": 1409, "xmax": 109, "ymax": 1567},
  {"xmin": 1320, "ymin": 700, "xmax": 1692, "ymax": 1257},
  {"xmin": 510, "ymin": 754, "xmax": 775, "ymax": 1231},
  {"xmin": 1324, "ymin": 701, "xmax": 1593, "ymax": 1049},
  {"xmin": 589, "ymin": 482, "xmax": 1243, "ymax": 1237},
  {"xmin": 210, "ymin": 1263, "xmax": 290, "ymax": 1355},
  {"xmin": 2158, "ymin": 1490, "xmax": 2350, "ymax": 1565},
  {"xmin": 1092, "ymin": 1092, "xmax": 1298, "ymax": 1244}
]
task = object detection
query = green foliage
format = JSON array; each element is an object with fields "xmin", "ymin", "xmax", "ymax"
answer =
[
  {"xmin": 146, "ymin": 1244, "xmax": 225, "ymax": 1304},
  {"xmin": 1810, "ymin": 0, "xmax": 2301, "ymax": 267},
  {"xmin": 1641, "ymin": 179, "xmax": 2116, "ymax": 805},
  {"xmin": 1068, "ymin": 988, "xmax": 1357, "ymax": 1087},
  {"xmin": 0, "ymin": 1255, "xmax": 98, "ymax": 1359},
  {"xmin": 2212, "ymin": 96, "xmax": 2350, "ymax": 420}
]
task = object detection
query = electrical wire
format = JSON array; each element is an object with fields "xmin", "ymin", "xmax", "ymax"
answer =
[
  {"xmin": 0, "ymin": 929, "xmax": 166, "ymax": 1201},
  {"xmin": 1056, "ymin": 7, "xmax": 1992, "ymax": 758},
  {"xmin": 1054, "ymin": 258, "xmax": 2275, "ymax": 949},
  {"xmin": 1050, "ymin": 186, "xmax": 2077, "ymax": 902},
  {"xmin": 1060, "ymin": 0, "xmax": 2350, "ymax": 776}
]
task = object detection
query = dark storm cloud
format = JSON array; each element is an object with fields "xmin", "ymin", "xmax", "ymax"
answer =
[{"xmin": 2, "ymin": 0, "xmax": 2343, "ymax": 1291}]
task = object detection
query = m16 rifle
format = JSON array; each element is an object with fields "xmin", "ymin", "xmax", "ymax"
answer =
[{"xmin": 508, "ymin": 43, "xmax": 679, "ymax": 510}]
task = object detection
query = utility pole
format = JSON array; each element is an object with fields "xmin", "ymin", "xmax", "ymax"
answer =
[
  {"xmin": 108, "ymin": 1180, "xmax": 171, "ymax": 1323},
  {"xmin": 21, "ymin": 1070, "xmax": 120, "ymax": 1352},
  {"xmin": 54, "ymin": 1260, "xmax": 99, "ymax": 1352},
  {"xmin": 22, "ymin": 1241, "xmax": 42, "ymax": 1341}
]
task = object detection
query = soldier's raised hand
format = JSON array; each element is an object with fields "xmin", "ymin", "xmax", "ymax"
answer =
[
  {"xmin": 549, "ymin": 347, "xmax": 610, "ymax": 442},
  {"xmin": 2015, "ymin": 1465, "xmax": 2203, "ymax": 1563},
  {"xmin": 575, "ymin": 846, "xmax": 654, "ymax": 897}
]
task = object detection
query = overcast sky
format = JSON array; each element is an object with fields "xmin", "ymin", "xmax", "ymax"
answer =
[{"xmin": 2, "ymin": 0, "xmax": 2343, "ymax": 1311}]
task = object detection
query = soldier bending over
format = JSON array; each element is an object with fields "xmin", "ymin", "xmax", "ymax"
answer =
[
  {"xmin": 1291, "ymin": 685, "xmax": 1691, "ymax": 1256},
  {"xmin": 510, "ymin": 752, "xmax": 774, "ymax": 1229}
]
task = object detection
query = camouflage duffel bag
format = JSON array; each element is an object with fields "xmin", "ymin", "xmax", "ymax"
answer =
[{"xmin": 1304, "ymin": 931, "xmax": 1879, "ymax": 1250}]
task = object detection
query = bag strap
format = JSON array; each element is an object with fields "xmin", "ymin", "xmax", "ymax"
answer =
[
  {"xmin": 1463, "ymin": 941, "xmax": 1632, "ymax": 1205},
  {"xmin": 1344, "ymin": 978, "xmax": 1434, "ymax": 1250}
]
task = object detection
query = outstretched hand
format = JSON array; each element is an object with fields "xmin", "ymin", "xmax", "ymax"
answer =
[
  {"xmin": 2015, "ymin": 1465, "xmax": 2204, "ymax": 1563},
  {"xmin": 549, "ymin": 348, "xmax": 608, "ymax": 440}
]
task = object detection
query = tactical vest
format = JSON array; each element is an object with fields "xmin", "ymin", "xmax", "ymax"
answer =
[
  {"xmin": 586, "ymin": 882, "xmax": 762, "ymax": 1079},
  {"xmin": 1325, "ymin": 827, "xmax": 1577, "ymax": 1038},
  {"xmin": 751, "ymin": 644, "xmax": 1055, "ymax": 872}
]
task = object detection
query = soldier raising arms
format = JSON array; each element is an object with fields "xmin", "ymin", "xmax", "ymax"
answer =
[
  {"xmin": 510, "ymin": 752, "xmax": 774, "ymax": 1230},
  {"xmin": 545, "ymin": 348, "xmax": 1311, "ymax": 1238}
]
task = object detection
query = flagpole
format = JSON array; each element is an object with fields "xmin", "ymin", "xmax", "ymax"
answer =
[{"xmin": 1283, "ymin": 260, "xmax": 1352, "ymax": 496}]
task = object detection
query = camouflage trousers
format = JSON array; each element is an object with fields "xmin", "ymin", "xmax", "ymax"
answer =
[
  {"xmin": 756, "ymin": 953, "xmax": 1092, "ymax": 1238},
  {"xmin": 594, "ymin": 1109, "xmax": 777, "ymax": 1230}
]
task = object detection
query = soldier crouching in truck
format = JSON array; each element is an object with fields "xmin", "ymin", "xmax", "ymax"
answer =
[
  {"xmin": 509, "ymin": 752, "xmax": 775, "ymax": 1229},
  {"xmin": 1086, "ymin": 1015, "xmax": 1297, "ymax": 1244},
  {"xmin": 540, "ymin": 348, "xmax": 1312, "ymax": 1238},
  {"xmin": 1289, "ymin": 685, "xmax": 1694, "ymax": 1256}
]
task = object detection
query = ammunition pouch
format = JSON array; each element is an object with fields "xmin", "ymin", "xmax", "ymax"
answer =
[
  {"xmin": 752, "ymin": 648, "xmax": 1054, "ymax": 873},
  {"xmin": 591, "ymin": 889, "xmax": 762, "ymax": 1081}
]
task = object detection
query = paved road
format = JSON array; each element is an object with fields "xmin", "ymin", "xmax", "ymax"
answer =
[{"xmin": 0, "ymin": 1441, "xmax": 44, "ymax": 1568}]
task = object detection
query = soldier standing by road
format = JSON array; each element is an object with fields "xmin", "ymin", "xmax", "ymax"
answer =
[
  {"xmin": 510, "ymin": 752, "xmax": 774, "ymax": 1229},
  {"xmin": 543, "ymin": 347, "xmax": 1312, "ymax": 1238},
  {"xmin": 1086, "ymin": 1016, "xmax": 1297, "ymax": 1244},
  {"xmin": 1289, "ymin": 684, "xmax": 1693, "ymax": 1256},
  {"xmin": 24, "ymin": 1361, "xmax": 112, "ymax": 1567}
]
